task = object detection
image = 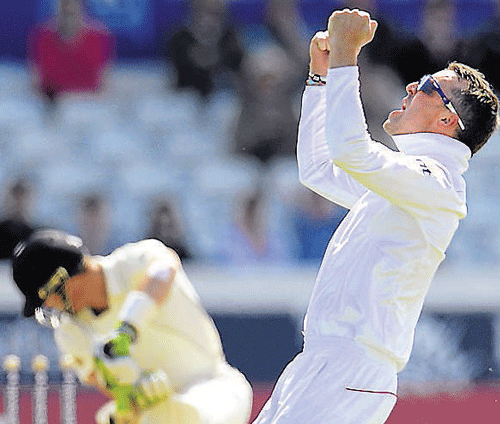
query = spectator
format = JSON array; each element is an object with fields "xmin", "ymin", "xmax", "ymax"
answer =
[
  {"xmin": 0, "ymin": 177, "xmax": 39, "ymax": 259},
  {"xmin": 146, "ymin": 198, "xmax": 193, "ymax": 261},
  {"xmin": 162, "ymin": 0, "xmax": 245, "ymax": 102},
  {"xmin": 76, "ymin": 193, "xmax": 114, "ymax": 255},
  {"xmin": 291, "ymin": 190, "xmax": 347, "ymax": 262},
  {"xmin": 461, "ymin": 0, "xmax": 500, "ymax": 93},
  {"xmin": 231, "ymin": 0, "xmax": 310, "ymax": 164},
  {"xmin": 224, "ymin": 189, "xmax": 289, "ymax": 264},
  {"xmin": 392, "ymin": 0, "xmax": 465, "ymax": 85},
  {"xmin": 264, "ymin": 0, "xmax": 309, "ymax": 72},
  {"xmin": 27, "ymin": 0, "xmax": 115, "ymax": 106},
  {"xmin": 232, "ymin": 44, "xmax": 301, "ymax": 164},
  {"xmin": 341, "ymin": 0, "xmax": 404, "ymax": 72}
]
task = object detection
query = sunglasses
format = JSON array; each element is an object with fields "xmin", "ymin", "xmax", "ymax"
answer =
[{"xmin": 417, "ymin": 74, "xmax": 466, "ymax": 131}]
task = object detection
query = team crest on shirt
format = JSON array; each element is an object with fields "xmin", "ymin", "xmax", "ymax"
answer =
[{"xmin": 416, "ymin": 159, "xmax": 432, "ymax": 176}]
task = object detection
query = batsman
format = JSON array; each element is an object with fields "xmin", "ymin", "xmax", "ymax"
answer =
[{"xmin": 11, "ymin": 229, "xmax": 253, "ymax": 424}]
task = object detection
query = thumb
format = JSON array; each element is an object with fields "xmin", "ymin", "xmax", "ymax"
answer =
[{"xmin": 370, "ymin": 19, "xmax": 378, "ymax": 36}]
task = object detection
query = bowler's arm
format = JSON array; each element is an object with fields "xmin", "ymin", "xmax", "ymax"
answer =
[
  {"xmin": 297, "ymin": 31, "xmax": 367, "ymax": 209},
  {"xmin": 324, "ymin": 9, "xmax": 464, "ymax": 216}
]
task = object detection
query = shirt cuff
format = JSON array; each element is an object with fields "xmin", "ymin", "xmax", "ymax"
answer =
[{"xmin": 327, "ymin": 66, "xmax": 359, "ymax": 79}]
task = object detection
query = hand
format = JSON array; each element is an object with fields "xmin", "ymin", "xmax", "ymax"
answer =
[
  {"xmin": 93, "ymin": 356, "xmax": 139, "ymax": 421},
  {"xmin": 134, "ymin": 370, "xmax": 172, "ymax": 409},
  {"xmin": 94, "ymin": 327, "xmax": 140, "ymax": 385},
  {"xmin": 96, "ymin": 400, "xmax": 139, "ymax": 424},
  {"xmin": 327, "ymin": 8, "xmax": 378, "ymax": 68},
  {"xmin": 309, "ymin": 31, "xmax": 330, "ymax": 76}
]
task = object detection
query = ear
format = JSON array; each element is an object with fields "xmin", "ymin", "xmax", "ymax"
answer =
[{"xmin": 436, "ymin": 112, "xmax": 459, "ymax": 136}]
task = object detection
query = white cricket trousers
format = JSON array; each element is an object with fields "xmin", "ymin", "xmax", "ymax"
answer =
[
  {"xmin": 139, "ymin": 362, "xmax": 253, "ymax": 424},
  {"xmin": 252, "ymin": 336, "xmax": 398, "ymax": 424}
]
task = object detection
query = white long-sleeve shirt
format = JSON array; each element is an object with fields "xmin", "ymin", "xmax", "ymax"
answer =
[{"xmin": 297, "ymin": 66, "xmax": 471, "ymax": 371}]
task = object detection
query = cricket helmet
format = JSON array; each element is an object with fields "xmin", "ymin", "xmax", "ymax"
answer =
[{"xmin": 12, "ymin": 229, "xmax": 87, "ymax": 317}]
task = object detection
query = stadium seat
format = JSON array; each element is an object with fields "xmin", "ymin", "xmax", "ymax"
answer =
[
  {"xmin": 89, "ymin": 126, "xmax": 147, "ymax": 168},
  {"xmin": 0, "ymin": 94, "xmax": 45, "ymax": 136},
  {"xmin": 57, "ymin": 94, "xmax": 121, "ymax": 136}
]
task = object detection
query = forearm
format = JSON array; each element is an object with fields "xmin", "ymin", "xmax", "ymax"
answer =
[
  {"xmin": 324, "ymin": 66, "xmax": 373, "ymax": 165},
  {"xmin": 118, "ymin": 257, "xmax": 178, "ymax": 337},
  {"xmin": 297, "ymin": 87, "xmax": 330, "ymax": 187},
  {"xmin": 328, "ymin": 48, "xmax": 359, "ymax": 68},
  {"xmin": 297, "ymin": 84, "xmax": 366, "ymax": 209}
]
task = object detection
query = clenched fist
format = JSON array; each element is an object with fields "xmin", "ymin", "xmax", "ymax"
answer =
[
  {"xmin": 327, "ymin": 8, "xmax": 378, "ymax": 68},
  {"xmin": 309, "ymin": 31, "xmax": 330, "ymax": 76}
]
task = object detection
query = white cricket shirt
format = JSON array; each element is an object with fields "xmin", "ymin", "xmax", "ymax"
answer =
[
  {"xmin": 297, "ymin": 67, "xmax": 471, "ymax": 371},
  {"xmin": 54, "ymin": 239, "xmax": 226, "ymax": 389}
]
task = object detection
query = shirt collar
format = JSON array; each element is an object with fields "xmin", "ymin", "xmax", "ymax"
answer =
[{"xmin": 392, "ymin": 132, "xmax": 471, "ymax": 174}]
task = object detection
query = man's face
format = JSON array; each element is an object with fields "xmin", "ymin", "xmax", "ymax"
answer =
[
  {"xmin": 58, "ymin": 0, "xmax": 81, "ymax": 18},
  {"xmin": 383, "ymin": 70, "xmax": 464, "ymax": 136}
]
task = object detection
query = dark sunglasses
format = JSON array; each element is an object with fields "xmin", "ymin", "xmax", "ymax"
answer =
[{"xmin": 417, "ymin": 74, "xmax": 466, "ymax": 131}]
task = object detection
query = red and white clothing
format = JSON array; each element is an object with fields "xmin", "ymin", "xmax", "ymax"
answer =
[{"xmin": 253, "ymin": 66, "xmax": 470, "ymax": 423}]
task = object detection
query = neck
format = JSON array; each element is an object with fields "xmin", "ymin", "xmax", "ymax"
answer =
[{"xmin": 57, "ymin": 17, "xmax": 83, "ymax": 40}]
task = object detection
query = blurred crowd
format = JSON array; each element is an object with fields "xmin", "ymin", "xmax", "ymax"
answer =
[{"xmin": 1, "ymin": 0, "xmax": 500, "ymax": 267}]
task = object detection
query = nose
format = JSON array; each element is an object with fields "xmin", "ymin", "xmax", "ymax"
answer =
[{"xmin": 406, "ymin": 81, "xmax": 418, "ymax": 96}]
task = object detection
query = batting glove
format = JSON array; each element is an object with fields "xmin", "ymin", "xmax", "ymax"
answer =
[
  {"xmin": 94, "ymin": 322, "xmax": 141, "ymax": 385},
  {"xmin": 95, "ymin": 399, "xmax": 140, "ymax": 424},
  {"xmin": 134, "ymin": 370, "xmax": 172, "ymax": 409}
]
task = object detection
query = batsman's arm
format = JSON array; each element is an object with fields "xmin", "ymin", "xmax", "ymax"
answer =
[
  {"xmin": 117, "ymin": 244, "xmax": 181, "ymax": 340},
  {"xmin": 94, "ymin": 244, "xmax": 180, "ymax": 387}
]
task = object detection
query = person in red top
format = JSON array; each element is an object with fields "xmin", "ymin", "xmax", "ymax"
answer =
[{"xmin": 28, "ymin": 0, "xmax": 115, "ymax": 103}]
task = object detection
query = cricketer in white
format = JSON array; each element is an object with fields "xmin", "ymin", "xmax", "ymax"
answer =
[
  {"xmin": 54, "ymin": 240, "xmax": 252, "ymax": 424},
  {"xmin": 12, "ymin": 232, "xmax": 252, "ymax": 424},
  {"xmin": 252, "ymin": 8, "xmax": 498, "ymax": 424},
  {"xmin": 57, "ymin": 239, "xmax": 252, "ymax": 424}
]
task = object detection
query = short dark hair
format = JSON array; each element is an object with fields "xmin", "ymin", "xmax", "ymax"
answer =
[{"xmin": 447, "ymin": 62, "xmax": 499, "ymax": 155}]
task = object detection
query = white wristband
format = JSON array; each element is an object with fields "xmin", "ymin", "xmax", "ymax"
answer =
[{"xmin": 118, "ymin": 291, "xmax": 158, "ymax": 334}]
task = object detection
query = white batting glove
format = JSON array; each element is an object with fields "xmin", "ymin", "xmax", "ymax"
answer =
[
  {"xmin": 95, "ymin": 400, "xmax": 116, "ymax": 424},
  {"xmin": 95, "ymin": 399, "xmax": 140, "ymax": 424},
  {"xmin": 134, "ymin": 370, "xmax": 172, "ymax": 409}
]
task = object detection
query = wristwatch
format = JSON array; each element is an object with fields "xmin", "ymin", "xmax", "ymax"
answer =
[{"xmin": 306, "ymin": 73, "xmax": 326, "ymax": 86}]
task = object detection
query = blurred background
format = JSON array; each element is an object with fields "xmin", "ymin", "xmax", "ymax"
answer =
[{"xmin": 1, "ymin": 0, "xmax": 500, "ymax": 422}]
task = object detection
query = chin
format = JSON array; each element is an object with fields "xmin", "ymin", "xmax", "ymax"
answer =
[{"xmin": 382, "ymin": 120, "xmax": 395, "ymax": 136}]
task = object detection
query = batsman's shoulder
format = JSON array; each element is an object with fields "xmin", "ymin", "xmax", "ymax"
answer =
[{"xmin": 139, "ymin": 239, "xmax": 181, "ymax": 263}]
